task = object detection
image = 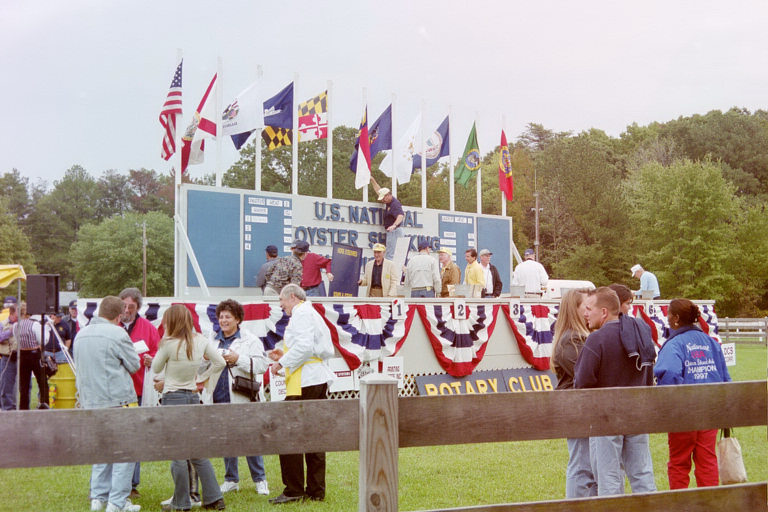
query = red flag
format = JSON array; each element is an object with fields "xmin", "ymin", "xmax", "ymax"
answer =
[
  {"xmin": 180, "ymin": 73, "xmax": 217, "ymax": 174},
  {"xmin": 354, "ymin": 106, "xmax": 371, "ymax": 189},
  {"xmin": 159, "ymin": 60, "xmax": 182, "ymax": 161},
  {"xmin": 498, "ymin": 130, "xmax": 513, "ymax": 200}
]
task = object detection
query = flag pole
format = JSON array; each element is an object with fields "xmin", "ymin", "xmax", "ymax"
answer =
[
  {"xmin": 326, "ymin": 79, "xmax": 333, "ymax": 199},
  {"xmin": 215, "ymin": 56, "xmax": 223, "ymax": 188},
  {"xmin": 475, "ymin": 115, "xmax": 481, "ymax": 215},
  {"xmin": 501, "ymin": 113, "xmax": 507, "ymax": 217},
  {"xmin": 174, "ymin": 48, "xmax": 183, "ymax": 298},
  {"xmin": 448, "ymin": 104, "xmax": 455, "ymax": 212},
  {"xmin": 292, "ymin": 72, "xmax": 299, "ymax": 196},
  {"xmin": 362, "ymin": 87, "xmax": 368, "ymax": 203},
  {"xmin": 421, "ymin": 99, "xmax": 427, "ymax": 209},
  {"xmin": 391, "ymin": 93, "xmax": 397, "ymax": 197},
  {"xmin": 255, "ymin": 64, "xmax": 263, "ymax": 191}
]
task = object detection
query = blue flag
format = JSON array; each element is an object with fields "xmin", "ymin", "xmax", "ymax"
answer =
[
  {"xmin": 231, "ymin": 81, "xmax": 294, "ymax": 150},
  {"xmin": 349, "ymin": 104, "xmax": 392, "ymax": 171},
  {"xmin": 412, "ymin": 116, "xmax": 449, "ymax": 169}
]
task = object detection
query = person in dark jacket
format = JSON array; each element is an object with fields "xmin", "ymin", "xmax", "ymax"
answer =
[
  {"xmin": 654, "ymin": 298, "xmax": 731, "ymax": 489},
  {"xmin": 478, "ymin": 249, "xmax": 502, "ymax": 298},
  {"xmin": 574, "ymin": 287, "xmax": 657, "ymax": 496}
]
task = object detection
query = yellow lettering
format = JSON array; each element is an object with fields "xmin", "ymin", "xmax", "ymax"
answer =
[
  {"xmin": 476, "ymin": 380, "xmax": 488, "ymax": 393},
  {"xmin": 529, "ymin": 375, "xmax": 542, "ymax": 391},
  {"xmin": 508, "ymin": 377, "xmax": 521, "ymax": 392},
  {"xmin": 439, "ymin": 383, "xmax": 453, "ymax": 395},
  {"xmin": 425, "ymin": 384, "xmax": 438, "ymax": 396},
  {"xmin": 519, "ymin": 377, "xmax": 528, "ymax": 391},
  {"xmin": 541, "ymin": 375, "xmax": 554, "ymax": 391},
  {"xmin": 465, "ymin": 381, "xmax": 476, "ymax": 394},
  {"xmin": 449, "ymin": 382, "xmax": 462, "ymax": 394},
  {"xmin": 488, "ymin": 378, "xmax": 498, "ymax": 393}
]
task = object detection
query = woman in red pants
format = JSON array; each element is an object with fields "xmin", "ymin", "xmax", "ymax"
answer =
[{"xmin": 654, "ymin": 298, "xmax": 731, "ymax": 488}]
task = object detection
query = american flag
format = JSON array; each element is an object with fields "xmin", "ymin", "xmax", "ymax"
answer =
[{"xmin": 159, "ymin": 60, "xmax": 183, "ymax": 161}]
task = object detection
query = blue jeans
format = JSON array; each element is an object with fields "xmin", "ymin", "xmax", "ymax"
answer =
[
  {"xmin": 566, "ymin": 437, "xmax": 597, "ymax": 498},
  {"xmin": 384, "ymin": 227, "xmax": 403, "ymax": 261},
  {"xmin": 0, "ymin": 356, "xmax": 17, "ymax": 410},
  {"xmin": 590, "ymin": 434, "xmax": 656, "ymax": 496},
  {"xmin": 90, "ymin": 462, "xmax": 134, "ymax": 508},
  {"xmin": 411, "ymin": 289, "xmax": 435, "ymax": 298},
  {"xmin": 132, "ymin": 394, "xmax": 142, "ymax": 490},
  {"xmin": 163, "ymin": 390, "xmax": 223, "ymax": 509},
  {"xmin": 224, "ymin": 455, "xmax": 266, "ymax": 483},
  {"xmin": 304, "ymin": 282, "xmax": 326, "ymax": 297}
]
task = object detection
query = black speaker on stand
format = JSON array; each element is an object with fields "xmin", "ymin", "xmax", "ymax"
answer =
[{"xmin": 26, "ymin": 274, "xmax": 60, "ymax": 409}]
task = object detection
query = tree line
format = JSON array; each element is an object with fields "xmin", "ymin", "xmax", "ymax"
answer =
[{"xmin": 2, "ymin": 107, "xmax": 766, "ymax": 315}]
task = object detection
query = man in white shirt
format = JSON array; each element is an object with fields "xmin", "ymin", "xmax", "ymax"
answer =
[
  {"xmin": 405, "ymin": 240, "xmax": 441, "ymax": 298},
  {"xmin": 269, "ymin": 284, "xmax": 335, "ymax": 504},
  {"xmin": 513, "ymin": 248, "xmax": 549, "ymax": 298}
]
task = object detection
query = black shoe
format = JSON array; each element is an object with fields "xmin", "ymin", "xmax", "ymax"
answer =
[
  {"xmin": 304, "ymin": 495, "xmax": 324, "ymax": 502},
  {"xmin": 202, "ymin": 498, "xmax": 226, "ymax": 510},
  {"xmin": 129, "ymin": 489, "xmax": 141, "ymax": 500},
  {"xmin": 269, "ymin": 494, "xmax": 304, "ymax": 504}
]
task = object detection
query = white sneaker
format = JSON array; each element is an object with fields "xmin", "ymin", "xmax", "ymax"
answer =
[
  {"xmin": 161, "ymin": 496, "xmax": 201, "ymax": 508},
  {"xmin": 105, "ymin": 499, "xmax": 141, "ymax": 512},
  {"xmin": 91, "ymin": 499, "xmax": 106, "ymax": 511},
  {"xmin": 219, "ymin": 481, "xmax": 239, "ymax": 493},
  {"xmin": 255, "ymin": 480, "xmax": 270, "ymax": 495}
]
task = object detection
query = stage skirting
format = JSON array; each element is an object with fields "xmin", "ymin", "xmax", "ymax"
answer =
[{"xmin": 76, "ymin": 298, "xmax": 718, "ymax": 398}]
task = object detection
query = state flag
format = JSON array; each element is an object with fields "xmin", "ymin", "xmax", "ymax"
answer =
[
  {"xmin": 297, "ymin": 91, "xmax": 328, "ymax": 141},
  {"xmin": 224, "ymin": 80, "xmax": 264, "ymax": 150},
  {"xmin": 349, "ymin": 104, "xmax": 392, "ymax": 171},
  {"xmin": 353, "ymin": 106, "xmax": 371, "ymax": 189},
  {"xmin": 498, "ymin": 130, "xmax": 513, "ymax": 200},
  {"xmin": 379, "ymin": 113, "xmax": 420, "ymax": 184},
  {"xmin": 412, "ymin": 116, "xmax": 449, "ymax": 170},
  {"xmin": 455, "ymin": 122, "xmax": 481, "ymax": 187},
  {"xmin": 181, "ymin": 73, "xmax": 217, "ymax": 174}
]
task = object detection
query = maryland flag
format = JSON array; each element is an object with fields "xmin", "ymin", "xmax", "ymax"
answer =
[
  {"xmin": 261, "ymin": 126, "xmax": 293, "ymax": 150},
  {"xmin": 262, "ymin": 91, "xmax": 328, "ymax": 150},
  {"xmin": 297, "ymin": 91, "xmax": 328, "ymax": 141}
]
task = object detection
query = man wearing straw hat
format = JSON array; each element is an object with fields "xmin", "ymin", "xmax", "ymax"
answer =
[
  {"xmin": 370, "ymin": 177, "xmax": 404, "ymax": 261},
  {"xmin": 359, "ymin": 243, "xmax": 399, "ymax": 297},
  {"xmin": 438, "ymin": 248, "xmax": 460, "ymax": 298}
]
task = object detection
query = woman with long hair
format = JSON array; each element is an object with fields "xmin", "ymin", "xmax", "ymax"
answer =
[
  {"xmin": 151, "ymin": 305, "xmax": 227, "ymax": 511},
  {"xmin": 551, "ymin": 289, "xmax": 596, "ymax": 498},
  {"xmin": 654, "ymin": 298, "xmax": 731, "ymax": 489}
]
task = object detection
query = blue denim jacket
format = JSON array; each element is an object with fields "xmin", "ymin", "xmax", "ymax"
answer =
[{"xmin": 74, "ymin": 317, "xmax": 141, "ymax": 408}]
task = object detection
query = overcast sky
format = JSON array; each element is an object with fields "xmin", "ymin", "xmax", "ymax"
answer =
[{"xmin": 3, "ymin": 0, "xmax": 767, "ymax": 186}]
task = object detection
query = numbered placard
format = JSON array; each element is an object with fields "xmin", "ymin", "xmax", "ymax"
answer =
[
  {"xmin": 645, "ymin": 301, "xmax": 656, "ymax": 316},
  {"xmin": 454, "ymin": 299, "xmax": 468, "ymax": 320},
  {"xmin": 509, "ymin": 299, "xmax": 522, "ymax": 318},
  {"xmin": 721, "ymin": 342, "xmax": 736, "ymax": 367},
  {"xmin": 391, "ymin": 298, "xmax": 407, "ymax": 320}
]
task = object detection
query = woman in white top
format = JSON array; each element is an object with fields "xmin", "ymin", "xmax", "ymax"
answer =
[{"xmin": 151, "ymin": 305, "xmax": 226, "ymax": 511}]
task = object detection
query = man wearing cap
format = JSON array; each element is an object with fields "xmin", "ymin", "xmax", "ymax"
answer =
[
  {"xmin": 45, "ymin": 312, "xmax": 71, "ymax": 354},
  {"xmin": 264, "ymin": 243, "xmax": 304, "ymax": 296},
  {"xmin": 255, "ymin": 245, "xmax": 280, "ymax": 293},
  {"xmin": 438, "ymin": 248, "xmax": 460, "ymax": 298},
  {"xmin": 630, "ymin": 264, "xmax": 660, "ymax": 299},
  {"xmin": 359, "ymin": 243, "xmax": 399, "ymax": 297},
  {"xmin": 64, "ymin": 300, "xmax": 79, "ymax": 351},
  {"xmin": 405, "ymin": 240, "xmax": 441, "ymax": 298},
  {"xmin": 478, "ymin": 249, "xmax": 502, "ymax": 298},
  {"xmin": 370, "ymin": 177, "xmax": 404, "ymax": 261},
  {"xmin": 292, "ymin": 240, "xmax": 334, "ymax": 297},
  {"xmin": 513, "ymin": 249, "xmax": 549, "ymax": 298}
]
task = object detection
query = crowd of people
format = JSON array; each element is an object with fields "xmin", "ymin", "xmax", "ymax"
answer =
[{"xmin": 551, "ymin": 286, "xmax": 731, "ymax": 498}]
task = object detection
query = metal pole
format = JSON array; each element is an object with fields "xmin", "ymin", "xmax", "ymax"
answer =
[
  {"xmin": 142, "ymin": 221, "xmax": 148, "ymax": 297},
  {"xmin": 534, "ymin": 190, "xmax": 540, "ymax": 261}
]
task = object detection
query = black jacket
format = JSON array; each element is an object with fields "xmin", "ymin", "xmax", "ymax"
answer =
[{"xmin": 481, "ymin": 264, "xmax": 503, "ymax": 298}]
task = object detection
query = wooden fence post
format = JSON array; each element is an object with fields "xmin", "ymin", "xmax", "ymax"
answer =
[{"xmin": 359, "ymin": 374, "xmax": 399, "ymax": 512}]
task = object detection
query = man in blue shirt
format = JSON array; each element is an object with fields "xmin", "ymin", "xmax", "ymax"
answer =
[
  {"xmin": 630, "ymin": 264, "xmax": 660, "ymax": 299},
  {"xmin": 370, "ymin": 177, "xmax": 404, "ymax": 261}
]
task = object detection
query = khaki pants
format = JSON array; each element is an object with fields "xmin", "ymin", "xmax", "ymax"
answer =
[{"xmin": 369, "ymin": 287, "xmax": 383, "ymax": 297}]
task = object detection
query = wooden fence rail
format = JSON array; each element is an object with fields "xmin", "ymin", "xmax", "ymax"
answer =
[
  {"xmin": 720, "ymin": 317, "xmax": 768, "ymax": 344},
  {"xmin": 4, "ymin": 380, "xmax": 767, "ymax": 511}
]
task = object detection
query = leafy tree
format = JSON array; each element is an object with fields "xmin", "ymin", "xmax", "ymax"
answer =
[
  {"xmin": 0, "ymin": 169, "xmax": 34, "ymax": 224},
  {"xmin": 24, "ymin": 165, "xmax": 100, "ymax": 287},
  {"xmin": 0, "ymin": 197, "xmax": 36, "ymax": 275},
  {"xmin": 128, "ymin": 168, "xmax": 173, "ymax": 215},
  {"xmin": 71, "ymin": 211, "xmax": 174, "ymax": 297},
  {"xmin": 624, "ymin": 159, "xmax": 740, "ymax": 304},
  {"xmin": 722, "ymin": 202, "xmax": 768, "ymax": 315},
  {"xmin": 96, "ymin": 169, "xmax": 130, "ymax": 219}
]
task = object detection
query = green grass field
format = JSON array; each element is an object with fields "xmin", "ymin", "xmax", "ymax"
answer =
[{"xmin": 2, "ymin": 344, "xmax": 766, "ymax": 511}]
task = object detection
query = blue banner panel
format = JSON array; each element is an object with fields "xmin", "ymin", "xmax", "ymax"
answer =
[
  {"xmin": 438, "ymin": 213, "xmax": 475, "ymax": 275},
  {"xmin": 477, "ymin": 217, "xmax": 512, "ymax": 292},
  {"xmin": 243, "ymin": 195, "xmax": 293, "ymax": 287},
  {"xmin": 187, "ymin": 190, "xmax": 240, "ymax": 287},
  {"xmin": 328, "ymin": 243, "xmax": 363, "ymax": 297}
]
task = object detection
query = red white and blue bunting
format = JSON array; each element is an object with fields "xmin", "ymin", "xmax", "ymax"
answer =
[
  {"xmin": 78, "ymin": 298, "xmax": 721, "ymax": 378},
  {"xmin": 415, "ymin": 304, "xmax": 500, "ymax": 377}
]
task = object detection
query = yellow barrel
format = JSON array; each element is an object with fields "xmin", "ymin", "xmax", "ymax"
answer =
[{"xmin": 48, "ymin": 362, "xmax": 77, "ymax": 408}]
